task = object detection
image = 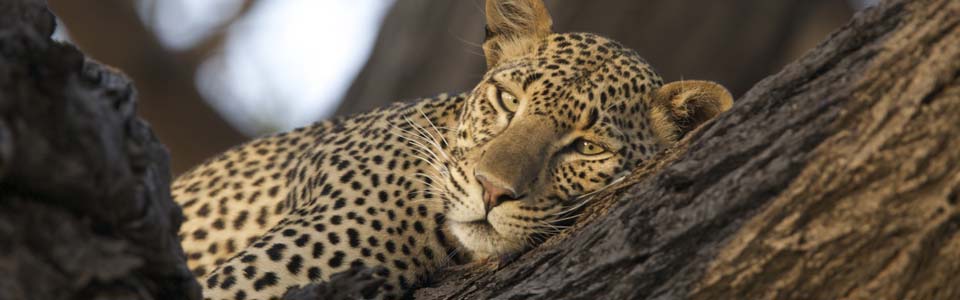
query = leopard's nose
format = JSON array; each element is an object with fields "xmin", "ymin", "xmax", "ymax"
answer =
[{"xmin": 475, "ymin": 173, "xmax": 521, "ymax": 211}]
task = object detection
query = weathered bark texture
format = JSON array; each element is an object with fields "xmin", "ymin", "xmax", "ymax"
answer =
[
  {"xmin": 0, "ymin": 1, "xmax": 201, "ymax": 299},
  {"xmin": 334, "ymin": 0, "xmax": 852, "ymax": 117},
  {"xmin": 409, "ymin": 0, "xmax": 960, "ymax": 299}
]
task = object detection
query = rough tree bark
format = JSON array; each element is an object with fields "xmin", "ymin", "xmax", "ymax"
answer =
[
  {"xmin": 0, "ymin": 1, "xmax": 201, "ymax": 299},
  {"xmin": 408, "ymin": 0, "xmax": 960, "ymax": 298},
  {"xmin": 334, "ymin": 0, "xmax": 852, "ymax": 117}
]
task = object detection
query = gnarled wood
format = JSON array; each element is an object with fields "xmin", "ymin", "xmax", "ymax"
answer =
[{"xmin": 0, "ymin": 1, "xmax": 201, "ymax": 299}]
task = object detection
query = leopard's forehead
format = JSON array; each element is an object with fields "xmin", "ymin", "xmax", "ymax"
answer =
[
  {"xmin": 481, "ymin": 32, "xmax": 664, "ymax": 131},
  {"xmin": 536, "ymin": 33, "xmax": 657, "ymax": 78}
]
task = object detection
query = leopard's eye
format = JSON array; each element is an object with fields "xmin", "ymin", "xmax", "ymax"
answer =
[
  {"xmin": 574, "ymin": 139, "xmax": 606, "ymax": 155},
  {"xmin": 499, "ymin": 90, "xmax": 520, "ymax": 113}
]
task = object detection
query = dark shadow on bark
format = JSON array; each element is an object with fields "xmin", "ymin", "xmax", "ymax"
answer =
[{"xmin": 0, "ymin": 1, "xmax": 201, "ymax": 299}]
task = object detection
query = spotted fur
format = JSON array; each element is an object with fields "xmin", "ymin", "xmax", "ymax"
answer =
[{"xmin": 172, "ymin": 1, "xmax": 732, "ymax": 299}]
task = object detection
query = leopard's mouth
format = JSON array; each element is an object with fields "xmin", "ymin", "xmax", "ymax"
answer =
[
  {"xmin": 460, "ymin": 219, "xmax": 497, "ymax": 233},
  {"xmin": 448, "ymin": 217, "xmax": 527, "ymax": 259}
]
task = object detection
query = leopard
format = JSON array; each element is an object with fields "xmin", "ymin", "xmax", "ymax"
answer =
[{"xmin": 171, "ymin": 0, "xmax": 733, "ymax": 299}]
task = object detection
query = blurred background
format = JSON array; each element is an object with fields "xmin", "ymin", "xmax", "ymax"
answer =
[{"xmin": 46, "ymin": 0, "xmax": 878, "ymax": 174}]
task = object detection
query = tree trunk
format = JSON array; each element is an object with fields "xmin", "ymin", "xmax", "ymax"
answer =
[
  {"xmin": 0, "ymin": 1, "xmax": 201, "ymax": 299},
  {"xmin": 411, "ymin": 0, "xmax": 960, "ymax": 298},
  {"xmin": 334, "ymin": 0, "xmax": 852, "ymax": 117}
]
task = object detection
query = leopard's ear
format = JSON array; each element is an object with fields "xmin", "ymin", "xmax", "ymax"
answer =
[
  {"xmin": 483, "ymin": 0, "xmax": 553, "ymax": 69},
  {"xmin": 649, "ymin": 80, "xmax": 733, "ymax": 143}
]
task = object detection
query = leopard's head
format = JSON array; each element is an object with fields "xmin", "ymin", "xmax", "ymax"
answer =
[{"xmin": 433, "ymin": 0, "xmax": 733, "ymax": 259}]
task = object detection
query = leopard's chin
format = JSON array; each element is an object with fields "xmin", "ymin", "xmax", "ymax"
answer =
[{"xmin": 448, "ymin": 219, "xmax": 528, "ymax": 260}]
